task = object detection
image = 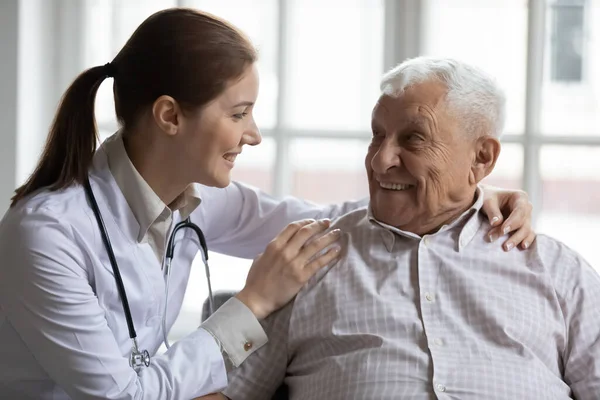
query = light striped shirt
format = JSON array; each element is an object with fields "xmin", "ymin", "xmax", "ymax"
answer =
[{"xmin": 223, "ymin": 187, "xmax": 600, "ymax": 400}]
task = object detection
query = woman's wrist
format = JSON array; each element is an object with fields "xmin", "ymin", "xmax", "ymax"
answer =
[{"xmin": 235, "ymin": 289, "xmax": 269, "ymax": 320}]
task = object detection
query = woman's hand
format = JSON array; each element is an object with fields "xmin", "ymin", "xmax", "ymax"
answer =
[
  {"xmin": 193, "ymin": 394, "xmax": 227, "ymax": 400},
  {"xmin": 481, "ymin": 185, "xmax": 536, "ymax": 251},
  {"xmin": 236, "ymin": 219, "xmax": 341, "ymax": 319}
]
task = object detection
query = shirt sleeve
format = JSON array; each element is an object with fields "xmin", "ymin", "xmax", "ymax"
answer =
[
  {"xmin": 201, "ymin": 297, "xmax": 268, "ymax": 368},
  {"xmin": 221, "ymin": 301, "xmax": 293, "ymax": 400},
  {"xmin": 547, "ymin": 241, "xmax": 600, "ymax": 399},
  {"xmin": 196, "ymin": 181, "xmax": 368, "ymax": 259},
  {"xmin": 0, "ymin": 209, "xmax": 227, "ymax": 400}
]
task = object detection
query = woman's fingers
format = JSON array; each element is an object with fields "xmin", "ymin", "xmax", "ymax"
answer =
[
  {"xmin": 285, "ymin": 219, "xmax": 331, "ymax": 253},
  {"xmin": 481, "ymin": 196, "xmax": 504, "ymax": 228},
  {"xmin": 271, "ymin": 219, "xmax": 318, "ymax": 246},
  {"xmin": 303, "ymin": 246, "xmax": 342, "ymax": 276},
  {"xmin": 297, "ymin": 229, "xmax": 342, "ymax": 263},
  {"xmin": 500, "ymin": 224, "xmax": 530, "ymax": 251}
]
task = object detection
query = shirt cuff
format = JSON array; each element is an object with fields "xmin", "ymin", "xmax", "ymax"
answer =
[{"xmin": 200, "ymin": 297, "xmax": 268, "ymax": 367}]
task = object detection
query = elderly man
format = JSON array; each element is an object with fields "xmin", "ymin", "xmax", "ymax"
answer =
[{"xmin": 206, "ymin": 57, "xmax": 600, "ymax": 399}]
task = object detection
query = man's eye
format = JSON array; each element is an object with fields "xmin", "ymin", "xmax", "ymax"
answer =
[{"xmin": 407, "ymin": 133, "xmax": 424, "ymax": 142}]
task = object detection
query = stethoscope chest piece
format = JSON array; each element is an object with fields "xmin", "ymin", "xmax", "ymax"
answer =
[{"xmin": 130, "ymin": 347, "xmax": 151, "ymax": 369}]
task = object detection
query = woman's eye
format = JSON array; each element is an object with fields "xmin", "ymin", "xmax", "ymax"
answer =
[{"xmin": 233, "ymin": 112, "xmax": 248, "ymax": 120}]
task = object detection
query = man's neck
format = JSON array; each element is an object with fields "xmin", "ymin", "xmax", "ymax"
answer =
[{"xmin": 398, "ymin": 190, "xmax": 479, "ymax": 236}]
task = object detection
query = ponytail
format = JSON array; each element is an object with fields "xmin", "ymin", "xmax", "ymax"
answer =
[{"xmin": 10, "ymin": 64, "xmax": 112, "ymax": 207}]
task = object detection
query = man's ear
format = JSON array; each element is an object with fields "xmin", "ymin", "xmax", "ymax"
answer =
[
  {"xmin": 152, "ymin": 95, "xmax": 181, "ymax": 136},
  {"xmin": 470, "ymin": 136, "xmax": 501, "ymax": 184}
]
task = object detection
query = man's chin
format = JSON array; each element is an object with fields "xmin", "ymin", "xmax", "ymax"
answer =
[{"xmin": 371, "ymin": 204, "xmax": 413, "ymax": 229}]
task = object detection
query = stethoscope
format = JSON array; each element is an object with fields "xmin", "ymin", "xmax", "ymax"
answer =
[{"xmin": 83, "ymin": 178, "xmax": 214, "ymax": 370}]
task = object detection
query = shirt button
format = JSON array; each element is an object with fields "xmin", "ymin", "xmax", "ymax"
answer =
[
  {"xmin": 423, "ymin": 236, "xmax": 430, "ymax": 247},
  {"xmin": 434, "ymin": 338, "xmax": 444, "ymax": 346},
  {"xmin": 243, "ymin": 341, "xmax": 253, "ymax": 351},
  {"xmin": 425, "ymin": 293, "xmax": 435, "ymax": 302},
  {"xmin": 436, "ymin": 383, "xmax": 446, "ymax": 392}
]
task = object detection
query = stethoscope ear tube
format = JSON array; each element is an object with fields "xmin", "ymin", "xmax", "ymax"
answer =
[
  {"xmin": 84, "ymin": 178, "xmax": 139, "ymax": 342},
  {"xmin": 162, "ymin": 219, "xmax": 213, "ymax": 350}
]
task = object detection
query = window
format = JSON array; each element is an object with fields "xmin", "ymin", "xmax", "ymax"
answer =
[
  {"xmin": 76, "ymin": 0, "xmax": 600, "ymax": 340},
  {"xmin": 550, "ymin": 0, "xmax": 585, "ymax": 82}
]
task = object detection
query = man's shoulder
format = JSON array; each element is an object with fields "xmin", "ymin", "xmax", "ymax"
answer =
[
  {"xmin": 532, "ymin": 233, "xmax": 588, "ymax": 267},
  {"xmin": 530, "ymin": 234, "xmax": 599, "ymax": 293},
  {"xmin": 329, "ymin": 206, "xmax": 370, "ymax": 232}
]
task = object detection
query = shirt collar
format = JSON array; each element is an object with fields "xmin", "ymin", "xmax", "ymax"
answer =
[
  {"xmin": 367, "ymin": 186, "xmax": 485, "ymax": 253},
  {"xmin": 102, "ymin": 132, "xmax": 202, "ymax": 242}
]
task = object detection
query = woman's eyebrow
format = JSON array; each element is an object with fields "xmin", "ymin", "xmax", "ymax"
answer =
[{"xmin": 231, "ymin": 100, "xmax": 254, "ymax": 108}]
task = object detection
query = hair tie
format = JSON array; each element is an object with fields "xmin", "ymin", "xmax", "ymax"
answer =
[{"xmin": 103, "ymin": 62, "xmax": 117, "ymax": 78}]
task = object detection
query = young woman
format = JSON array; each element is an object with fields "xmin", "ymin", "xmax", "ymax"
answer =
[{"xmin": 0, "ymin": 8, "xmax": 534, "ymax": 400}]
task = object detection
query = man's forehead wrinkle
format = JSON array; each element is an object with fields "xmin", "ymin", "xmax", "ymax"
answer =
[
  {"xmin": 416, "ymin": 105, "xmax": 438, "ymax": 133},
  {"xmin": 376, "ymin": 100, "xmax": 392, "ymax": 115}
]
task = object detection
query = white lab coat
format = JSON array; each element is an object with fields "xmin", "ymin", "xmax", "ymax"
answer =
[{"xmin": 0, "ymin": 145, "xmax": 365, "ymax": 400}]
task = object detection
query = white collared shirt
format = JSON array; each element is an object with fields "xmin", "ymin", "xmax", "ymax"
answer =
[{"xmin": 224, "ymin": 187, "xmax": 600, "ymax": 400}]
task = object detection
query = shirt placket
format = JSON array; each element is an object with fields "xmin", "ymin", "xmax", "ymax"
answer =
[{"xmin": 417, "ymin": 234, "xmax": 450, "ymax": 398}]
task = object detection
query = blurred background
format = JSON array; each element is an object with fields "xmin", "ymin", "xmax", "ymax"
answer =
[{"xmin": 1, "ymin": 0, "xmax": 599, "ymax": 341}]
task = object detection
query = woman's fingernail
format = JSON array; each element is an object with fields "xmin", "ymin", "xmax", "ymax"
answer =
[
  {"xmin": 489, "ymin": 234, "xmax": 497, "ymax": 242},
  {"xmin": 523, "ymin": 241, "xmax": 529, "ymax": 249},
  {"xmin": 332, "ymin": 229, "xmax": 341, "ymax": 236},
  {"xmin": 491, "ymin": 216, "xmax": 500, "ymax": 225},
  {"xmin": 505, "ymin": 242, "xmax": 514, "ymax": 251},
  {"xmin": 503, "ymin": 225, "xmax": 511, "ymax": 235}
]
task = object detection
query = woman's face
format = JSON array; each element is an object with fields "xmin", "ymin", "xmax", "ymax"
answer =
[{"xmin": 179, "ymin": 64, "xmax": 261, "ymax": 188}]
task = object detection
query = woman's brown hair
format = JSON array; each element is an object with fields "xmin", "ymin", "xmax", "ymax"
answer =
[{"xmin": 11, "ymin": 8, "xmax": 257, "ymax": 206}]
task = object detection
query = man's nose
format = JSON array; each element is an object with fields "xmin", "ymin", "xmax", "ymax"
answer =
[
  {"xmin": 371, "ymin": 140, "xmax": 401, "ymax": 174},
  {"xmin": 243, "ymin": 118, "xmax": 262, "ymax": 146}
]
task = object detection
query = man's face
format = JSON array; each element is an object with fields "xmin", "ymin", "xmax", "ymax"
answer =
[{"xmin": 366, "ymin": 80, "xmax": 478, "ymax": 234}]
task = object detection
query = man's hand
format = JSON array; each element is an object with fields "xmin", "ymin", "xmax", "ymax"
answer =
[{"xmin": 481, "ymin": 185, "xmax": 536, "ymax": 251}]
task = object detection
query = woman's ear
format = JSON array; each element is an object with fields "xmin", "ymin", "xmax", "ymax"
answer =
[
  {"xmin": 152, "ymin": 95, "xmax": 181, "ymax": 136},
  {"xmin": 471, "ymin": 136, "xmax": 501, "ymax": 184}
]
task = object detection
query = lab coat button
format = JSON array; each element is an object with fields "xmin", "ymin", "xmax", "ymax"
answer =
[{"xmin": 243, "ymin": 341, "xmax": 253, "ymax": 351}]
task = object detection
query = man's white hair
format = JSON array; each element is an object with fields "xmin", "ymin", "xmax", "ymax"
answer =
[{"xmin": 380, "ymin": 56, "xmax": 506, "ymax": 138}]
